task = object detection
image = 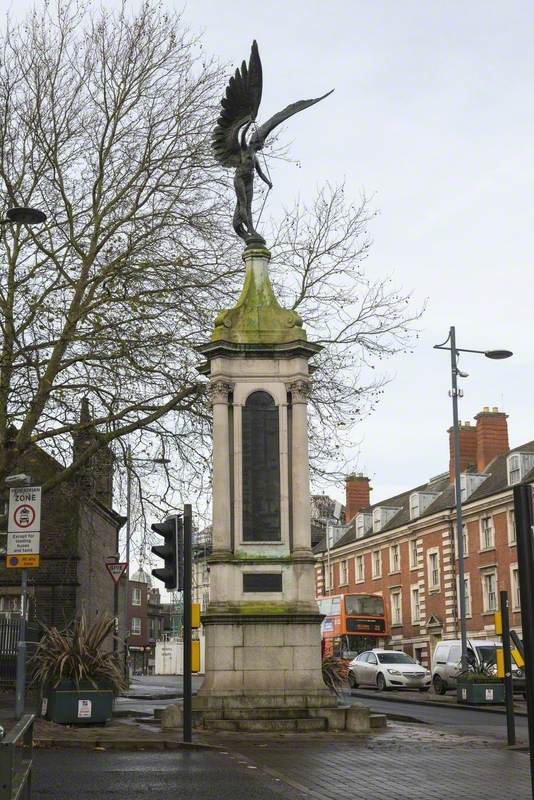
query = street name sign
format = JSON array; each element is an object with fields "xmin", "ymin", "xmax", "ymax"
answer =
[
  {"xmin": 106, "ymin": 561, "xmax": 128, "ymax": 583},
  {"xmin": 6, "ymin": 486, "xmax": 41, "ymax": 568}
]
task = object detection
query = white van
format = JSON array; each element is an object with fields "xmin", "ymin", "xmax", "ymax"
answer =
[{"xmin": 431, "ymin": 639, "xmax": 499, "ymax": 694}]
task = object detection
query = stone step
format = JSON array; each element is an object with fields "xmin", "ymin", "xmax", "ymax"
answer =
[
  {"xmin": 204, "ymin": 716, "xmax": 328, "ymax": 733},
  {"xmin": 369, "ymin": 713, "xmax": 387, "ymax": 729},
  {"xmin": 223, "ymin": 707, "xmax": 309, "ymax": 720}
]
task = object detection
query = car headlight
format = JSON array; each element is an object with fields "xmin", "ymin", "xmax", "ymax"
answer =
[
  {"xmin": 424, "ymin": 670, "xmax": 431, "ymax": 676},
  {"xmin": 387, "ymin": 669, "xmax": 401, "ymax": 676}
]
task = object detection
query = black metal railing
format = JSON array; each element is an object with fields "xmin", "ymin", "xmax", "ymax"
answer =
[
  {"xmin": 0, "ymin": 713, "xmax": 34, "ymax": 800},
  {"xmin": 0, "ymin": 618, "xmax": 40, "ymax": 688}
]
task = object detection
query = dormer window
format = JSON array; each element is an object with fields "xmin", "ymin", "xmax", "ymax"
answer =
[
  {"xmin": 356, "ymin": 512, "xmax": 372, "ymax": 539},
  {"xmin": 409, "ymin": 491, "xmax": 439, "ymax": 520},
  {"xmin": 458, "ymin": 473, "xmax": 486, "ymax": 502},
  {"xmin": 372, "ymin": 506, "xmax": 401, "ymax": 533},
  {"xmin": 507, "ymin": 452, "xmax": 534, "ymax": 486}
]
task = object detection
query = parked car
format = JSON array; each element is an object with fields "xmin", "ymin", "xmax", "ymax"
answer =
[
  {"xmin": 431, "ymin": 638, "xmax": 522, "ymax": 694},
  {"xmin": 348, "ymin": 649, "xmax": 432, "ymax": 692}
]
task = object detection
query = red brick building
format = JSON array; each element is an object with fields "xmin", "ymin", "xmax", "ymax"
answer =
[{"xmin": 314, "ymin": 407, "xmax": 528, "ymax": 667}]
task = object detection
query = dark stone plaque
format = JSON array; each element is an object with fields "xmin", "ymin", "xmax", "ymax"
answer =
[
  {"xmin": 242, "ymin": 391, "xmax": 281, "ymax": 541},
  {"xmin": 243, "ymin": 573, "xmax": 283, "ymax": 592}
]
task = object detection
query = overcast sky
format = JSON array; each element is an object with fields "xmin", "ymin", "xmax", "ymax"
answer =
[
  {"xmin": 178, "ymin": 0, "xmax": 531, "ymax": 506},
  {"xmin": 4, "ymin": 0, "xmax": 532, "ymax": 510}
]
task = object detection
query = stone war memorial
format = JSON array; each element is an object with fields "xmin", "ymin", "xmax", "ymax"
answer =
[{"xmin": 186, "ymin": 42, "xmax": 373, "ymax": 733}]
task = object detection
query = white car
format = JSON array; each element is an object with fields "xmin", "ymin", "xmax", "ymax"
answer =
[{"xmin": 348, "ymin": 649, "xmax": 432, "ymax": 692}]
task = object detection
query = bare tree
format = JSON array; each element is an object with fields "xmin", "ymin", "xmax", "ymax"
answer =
[{"xmin": 0, "ymin": 1, "xmax": 422, "ymax": 528}]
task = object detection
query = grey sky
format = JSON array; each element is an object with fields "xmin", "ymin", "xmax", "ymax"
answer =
[{"xmin": 3, "ymin": 0, "xmax": 532, "ymax": 509}]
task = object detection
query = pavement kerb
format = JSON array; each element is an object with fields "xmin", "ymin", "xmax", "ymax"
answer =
[
  {"xmin": 34, "ymin": 736, "xmax": 222, "ymax": 751},
  {"xmin": 349, "ymin": 690, "xmax": 528, "ymax": 717}
]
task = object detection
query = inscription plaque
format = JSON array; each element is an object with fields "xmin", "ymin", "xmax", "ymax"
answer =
[
  {"xmin": 242, "ymin": 391, "xmax": 281, "ymax": 541},
  {"xmin": 243, "ymin": 573, "xmax": 283, "ymax": 592}
]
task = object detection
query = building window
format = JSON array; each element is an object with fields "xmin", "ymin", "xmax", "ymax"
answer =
[
  {"xmin": 390, "ymin": 544, "xmax": 400, "ymax": 573},
  {"xmin": 410, "ymin": 586, "xmax": 420, "ymax": 624},
  {"xmin": 457, "ymin": 574, "xmax": 471, "ymax": 618},
  {"xmin": 391, "ymin": 590, "xmax": 402, "ymax": 625},
  {"xmin": 409, "ymin": 540, "xmax": 418, "ymax": 570},
  {"xmin": 339, "ymin": 560, "xmax": 348, "ymax": 586},
  {"xmin": 0, "ymin": 596, "xmax": 21, "ymax": 612},
  {"xmin": 456, "ymin": 523, "xmax": 468, "ymax": 557},
  {"xmin": 511, "ymin": 566, "xmax": 520, "ymax": 610},
  {"xmin": 132, "ymin": 588, "xmax": 142, "ymax": 606},
  {"xmin": 428, "ymin": 551, "xmax": 440, "ymax": 591},
  {"xmin": 355, "ymin": 555, "xmax": 364, "ymax": 583},
  {"xmin": 131, "ymin": 617, "xmax": 142, "ymax": 635},
  {"xmin": 482, "ymin": 570, "xmax": 498, "ymax": 613},
  {"xmin": 508, "ymin": 510, "xmax": 516, "ymax": 545},
  {"xmin": 480, "ymin": 516, "xmax": 495, "ymax": 550},
  {"xmin": 372, "ymin": 549, "xmax": 381, "ymax": 579}
]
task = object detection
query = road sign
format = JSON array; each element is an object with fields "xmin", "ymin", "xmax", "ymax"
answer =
[
  {"xmin": 106, "ymin": 562, "xmax": 128, "ymax": 583},
  {"xmin": 6, "ymin": 486, "xmax": 41, "ymax": 568}
]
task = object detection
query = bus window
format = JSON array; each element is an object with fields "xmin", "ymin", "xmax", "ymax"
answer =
[{"xmin": 345, "ymin": 595, "xmax": 384, "ymax": 616}]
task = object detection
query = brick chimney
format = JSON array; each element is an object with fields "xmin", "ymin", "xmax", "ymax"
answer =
[
  {"xmin": 475, "ymin": 406, "xmax": 509, "ymax": 472},
  {"xmin": 448, "ymin": 421, "xmax": 477, "ymax": 481},
  {"xmin": 345, "ymin": 474, "xmax": 371, "ymax": 523}
]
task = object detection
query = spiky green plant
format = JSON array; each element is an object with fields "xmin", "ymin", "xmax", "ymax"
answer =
[{"xmin": 31, "ymin": 615, "xmax": 126, "ymax": 694}]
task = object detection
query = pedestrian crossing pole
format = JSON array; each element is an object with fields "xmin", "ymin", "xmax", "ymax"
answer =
[
  {"xmin": 183, "ymin": 504, "xmax": 192, "ymax": 743},
  {"xmin": 513, "ymin": 483, "xmax": 534, "ymax": 797}
]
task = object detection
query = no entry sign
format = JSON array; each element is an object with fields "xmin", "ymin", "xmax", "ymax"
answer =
[{"xmin": 7, "ymin": 486, "xmax": 41, "ymax": 568}]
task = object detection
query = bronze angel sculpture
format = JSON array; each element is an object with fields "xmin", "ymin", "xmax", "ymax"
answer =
[{"xmin": 213, "ymin": 41, "xmax": 332, "ymax": 245}]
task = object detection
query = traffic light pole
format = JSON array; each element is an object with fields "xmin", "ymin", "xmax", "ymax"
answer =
[
  {"xmin": 513, "ymin": 483, "xmax": 534, "ymax": 798},
  {"xmin": 499, "ymin": 590, "xmax": 515, "ymax": 746},
  {"xmin": 183, "ymin": 504, "xmax": 192, "ymax": 743}
]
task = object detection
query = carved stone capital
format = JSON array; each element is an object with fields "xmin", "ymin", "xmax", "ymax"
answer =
[
  {"xmin": 207, "ymin": 381, "xmax": 234, "ymax": 405},
  {"xmin": 288, "ymin": 379, "xmax": 312, "ymax": 403}
]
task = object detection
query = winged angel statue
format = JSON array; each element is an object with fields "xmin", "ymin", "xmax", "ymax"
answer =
[{"xmin": 212, "ymin": 41, "xmax": 333, "ymax": 245}]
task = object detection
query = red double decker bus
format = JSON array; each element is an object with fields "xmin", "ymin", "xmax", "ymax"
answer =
[{"xmin": 318, "ymin": 593, "xmax": 389, "ymax": 660}]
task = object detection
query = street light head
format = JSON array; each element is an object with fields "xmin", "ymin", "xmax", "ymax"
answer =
[
  {"xmin": 5, "ymin": 207, "xmax": 47, "ymax": 225},
  {"xmin": 484, "ymin": 349, "xmax": 513, "ymax": 360}
]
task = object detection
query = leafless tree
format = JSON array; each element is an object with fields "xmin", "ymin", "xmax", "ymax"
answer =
[{"xmin": 0, "ymin": 2, "xmax": 422, "ymax": 541}]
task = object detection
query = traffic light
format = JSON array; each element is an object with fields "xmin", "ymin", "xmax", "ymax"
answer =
[{"xmin": 151, "ymin": 515, "xmax": 183, "ymax": 590}]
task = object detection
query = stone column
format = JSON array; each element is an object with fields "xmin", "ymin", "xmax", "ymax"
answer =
[
  {"xmin": 289, "ymin": 379, "xmax": 312, "ymax": 557},
  {"xmin": 208, "ymin": 381, "xmax": 234, "ymax": 556}
]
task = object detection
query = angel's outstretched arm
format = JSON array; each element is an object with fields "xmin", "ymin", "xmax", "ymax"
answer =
[{"xmin": 254, "ymin": 157, "xmax": 272, "ymax": 188}]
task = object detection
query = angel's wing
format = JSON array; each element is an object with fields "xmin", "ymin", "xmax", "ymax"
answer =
[
  {"xmin": 250, "ymin": 89, "xmax": 334, "ymax": 152},
  {"xmin": 212, "ymin": 40, "xmax": 263, "ymax": 168}
]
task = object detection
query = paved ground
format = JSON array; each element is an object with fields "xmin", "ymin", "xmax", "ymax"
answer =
[
  {"xmin": 32, "ymin": 749, "xmax": 300, "ymax": 800},
  {"xmin": 215, "ymin": 724, "xmax": 532, "ymax": 800},
  {"xmin": 345, "ymin": 691, "xmax": 529, "ymax": 743}
]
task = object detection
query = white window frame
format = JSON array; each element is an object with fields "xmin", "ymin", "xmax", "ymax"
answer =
[
  {"xmin": 508, "ymin": 509, "xmax": 516, "ymax": 545},
  {"xmin": 410, "ymin": 585, "xmax": 420, "ymax": 624},
  {"xmin": 131, "ymin": 617, "xmax": 142, "ymax": 635},
  {"xmin": 510, "ymin": 563, "xmax": 520, "ymax": 610},
  {"xmin": 409, "ymin": 493, "xmax": 419, "ymax": 520},
  {"xmin": 409, "ymin": 539, "xmax": 418, "ymax": 570},
  {"xmin": 456, "ymin": 573, "xmax": 472, "ymax": 618},
  {"xmin": 481, "ymin": 568, "xmax": 498, "ymax": 613},
  {"xmin": 507, "ymin": 453, "xmax": 522, "ymax": 485},
  {"xmin": 427, "ymin": 549, "xmax": 440, "ymax": 592},
  {"xmin": 456, "ymin": 523, "xmax": 468, "ymax": 557},
  {"xmin": 372, "ymin": 549, "xmax": 382, "ymax": 579},
  {"xmin": 390, "ymin": 589, "xmax": 402, "ymax": 626},
  {"xmin": 389, "ymin": 543, "xmax": 400, "ymax": 574},
  {"xmin": 132, "ymin": 587, "xmax": 142, "ymax": 607},
  {"xmin": 339, "ymin": 559, "xmax": 348, "ymax": 586},
  {"xmin": 355, "ymin": 554, "xmax": 365, "ymax": 583},
  {"xmin": 479, "ymin": 516, "xmax": 495, "ymax": 551}
]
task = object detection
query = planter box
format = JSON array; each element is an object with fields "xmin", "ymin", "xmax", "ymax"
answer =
[
  {"xmin": 42, "ymin": 681, "xmax": 114, "ymax": 724},
  {"xmin": 457, "ymin": 681, "xmax": 504, "ymax": 705}
]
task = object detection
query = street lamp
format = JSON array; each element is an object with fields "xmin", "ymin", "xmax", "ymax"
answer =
[
  {"xmin": 123, "ymin": 448, "xmax": 170, "ymax": 677},
  {"xmin": 434, "ymin": 326, "xmax": 512, "ymax": 672}
]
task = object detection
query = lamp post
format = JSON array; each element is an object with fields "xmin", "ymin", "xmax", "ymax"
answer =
[
  {"xmin": 2, "ymin": 206, "xmax": 46, "ymax": 718},
  {"xmin": 434, "ymin": 326, "xmax": 512, "ymax": 671},
  {"xmin": 123, "ymin": 447, "xmax": 170, "ymax": 678}
]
